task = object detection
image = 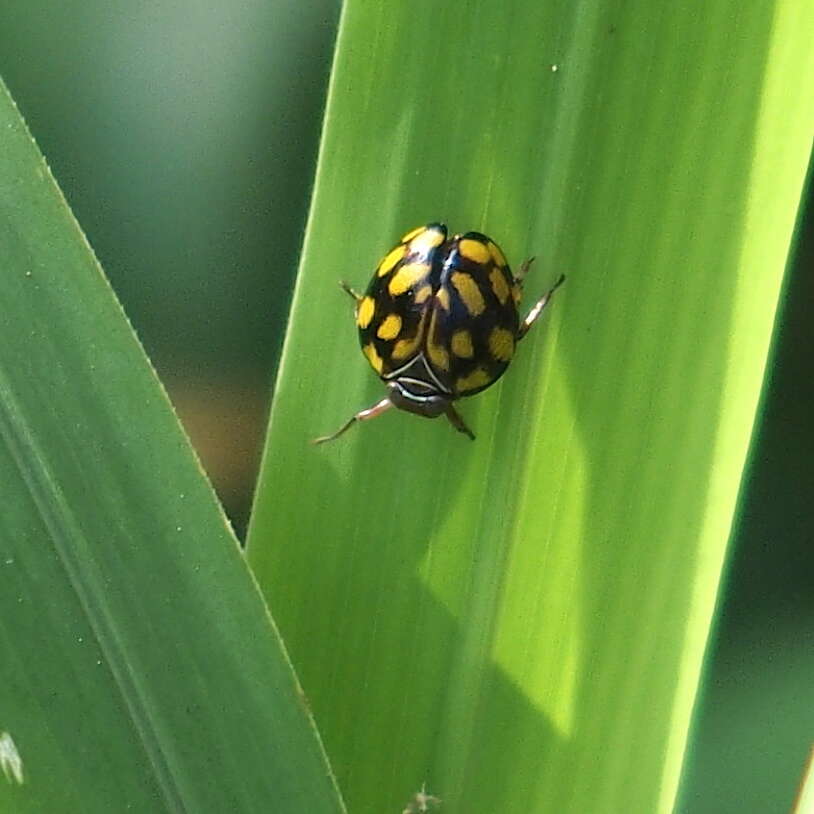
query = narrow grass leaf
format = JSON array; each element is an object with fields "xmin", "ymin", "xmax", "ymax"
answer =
[{"xmin": 0, "ymin": 80, "xmax": 344, "ymax": 814}]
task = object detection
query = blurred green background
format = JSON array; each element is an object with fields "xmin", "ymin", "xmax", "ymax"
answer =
[
  {"xmin": 0, "ymin": 0, "xmax": 341, "ymax": 528},
  {"xmin": 0, "ymin": 2, "xmax": 810, "ymax": 811}
]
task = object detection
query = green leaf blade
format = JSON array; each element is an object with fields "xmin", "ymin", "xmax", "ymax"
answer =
[
  {"xmin": 248, "ymin": 1, "xmax": 814, "ymax": 812},
  {"xmin": 0, "ymin": 80, "xmax": 344, "ymax": 813}
]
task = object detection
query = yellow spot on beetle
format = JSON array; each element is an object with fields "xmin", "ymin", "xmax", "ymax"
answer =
[
  {"xmin": 451, "ymin": 329, "xmax": 474, "ymax": 358},
  {"xmin": 451, "ymin": 272, "xmax": 485, "ymax": 316},
  {"xmin": 363, "ymin": 342, "xmax": 384, "ymax": 374},
  {"xmin": 357, "ymin": 296, "xmax": 375, "ymax": 329},
  {"xmin": 489, "ymin": 267, "xmax": 510, "ymax": 304},
  {"xmin": 391, "ymin": 312, "xmax": 428, "ymax": 360},
  {"xmin": 377, "ymin": 244, "xmax": 407, "ymax": 277},
  {"xmin": 456, "ymin": 368, "xmax": 492, "ymax": 393},
  {"xmin": 488, "ymin": 241, "xmax": 508, "ymax": 267},
  {"xmin": 414, "ymin": 284, "xmax": 432, "ymax": 304},
  {"xmin": 392, "ymin": 334, "xmax": 420, "ymax": 360},
  {"xmin": 410, "ymin": 227, "xmax": 445, "ymax": 254},
  {"xmin": 389, "ymin": 262, "xmax": 430, "ymax": 296},
  {"xmin": 458, "ymin": 238, "xmax": 490, "ymax": 265},
  {"xmin": 427, "ymin": 341, "xmax": 449, "ymax": 371},
  {"xmin": 376, "ymin": 313, "xmax": 402, "ymax": 340},
  {"xmin": 400, "ymin": 225, "xmax": 425, "ymax": 243},
  {"xmin": 489, "ymin": 327, "xmax": 515, "ymax": 362},
  {"xmin": 426, "ymin": 310, "xmax": 449, "ymax": 371},
  {"xmin": 435, "ymin": 287, "xmax": 450, "ymax": 310}
]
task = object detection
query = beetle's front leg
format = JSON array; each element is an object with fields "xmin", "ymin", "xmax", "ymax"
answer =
[
  {"xmin": 517, "ymin": 273, "xmax": 565, "ymax": 340},
  {"xmin": 339, "ymin": 280, "xmax": 362, "ymax": 302}
]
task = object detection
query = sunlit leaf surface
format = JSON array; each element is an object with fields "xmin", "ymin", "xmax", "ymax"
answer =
[{"xmin": 248, "ymin": 1, "xmax": 814, "ymax": 811}]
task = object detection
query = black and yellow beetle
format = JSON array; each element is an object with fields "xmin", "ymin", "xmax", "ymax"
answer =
[{"xmin": 313, "ymin": 223, "xmax": 564, "ymax": 443}]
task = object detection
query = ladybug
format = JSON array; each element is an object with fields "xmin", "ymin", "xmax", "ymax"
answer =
[{"xmin": 313, "ymin": 223, "xmax": 564, "ymax": 443}]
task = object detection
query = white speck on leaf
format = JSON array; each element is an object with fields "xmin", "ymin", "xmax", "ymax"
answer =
[
  {"xmin": 402, "ymin": 782, "xmax": 441, "ymax": 813},
  {"xmin": 0, "ymin": 731, "xmax": 24, "ymax": 784}
]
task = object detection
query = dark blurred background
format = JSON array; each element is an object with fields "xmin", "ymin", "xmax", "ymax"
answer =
[
  {"xmin": 0, "ymin": 0, "xmax": 341, "ymax": 529},
  {"xmin": 0, "ymin": 3, "xmax": 810, "ymax": 811},
  {"xmin": 677, "ymin": 167, "xmax": 814, "ymax": 812}
]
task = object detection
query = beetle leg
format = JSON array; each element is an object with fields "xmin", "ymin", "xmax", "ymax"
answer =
[
  {"xmin": 339, "ymin": 280, "xmax": 362, "ymax": 302},
  {"xmin": 312, "ymin": 397, "xmax": 394, "ymax": 445},
  {"xmin": 444, "ymin": 404, "xmax": 475, "ymax": 440},
  {"xmin": 515, "ymin": 256, "xmax": 536, "ymax": 281},
  {"xmin": 517, "ymin": 273, "xmax": 565, "ymax": 341}
]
